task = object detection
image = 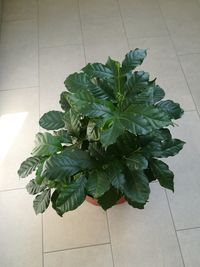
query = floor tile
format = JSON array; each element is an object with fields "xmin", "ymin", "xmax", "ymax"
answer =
[
  {"xmin": 0, "ymin": 189, "xmax": 42, "ymax": 267},
  {"xmin": 39, "ymin": 45, "xmax": 85, "ymax": 115},
  {"xmin": 44, "ymin": 244, "xmax": 113, "ymax": 267},
  {"xmin": 179, "ymin": 54, "xmax": 200, "ymax": 112},
  {"xmin": 166, "ymin": 111, "xmax": 200, "ymax": 230},
  {"xmin": 43, "ymin": 202, "xmax": 109, "ymax": 252},
  {"xmin": 0, "ymin": 88, "xmax": 39, "ymax": 190},
  {"xmin": 128, "ymin": 36, "xmax": 195, "ymax": 111},
  {"xmin": 159, "ymin": 0, "xmax": 200, "ymax": 55},
  {"xmin": 108, "ymin": 183, "xmax": 183, "ymax": 267},
  {"xmin": 39, "ymin": 0, "xmax": 82, "ymax": 48},
  {"xmin": 119, "ymin": 0, "xmax": 168, "ymax": 38},
  {"xmin": 3, "ymin": 0, "xmax": 37, "ymax": 21},
  {"xmin": 177, "ymin": 228, "xmax": 200, "ymax": 267},
  {"xmin": 85, "ymin": 39, "xmax": 129, "ymax": 64},
  {"xmin": 0, "ymin": 20, "xmax": 38, "ymax": 90}
]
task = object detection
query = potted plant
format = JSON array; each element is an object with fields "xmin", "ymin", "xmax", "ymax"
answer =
[{"xmin": 18, "ymin": 49, "xmax": 185, "ymax": 216}]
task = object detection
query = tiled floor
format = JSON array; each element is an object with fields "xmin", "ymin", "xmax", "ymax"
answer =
[{"xmin": 0, "ymin": 0, "xmax": 200, "ymax": 266}]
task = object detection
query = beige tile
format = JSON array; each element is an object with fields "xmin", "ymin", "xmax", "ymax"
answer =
[
  {"xmin": 0, "ymin": 88, "xmax": 39, "ymax": 190},
  {"xmin": 3, "ymin": 0, "xmax": 37, "ymax": 21},
  {"xmin": 166, "ymin": 111, "xmax": 200, "ymax": 230},
  {"xmin": 179, "ymin": 54, "xmax": 200, "ymax": 112},
  {"xmin": 39, "ymin": 45, "xmax": 85, "ymax": 115},
  {"xmin": 43, "ymin": 202, "xmax": 109, "ymax": 252},
  {"xmin": 128, "ymin": 36, "xmax": 195, "ymax": 111},
  {"xmin": 108, "ymin": 183, "xmax": 183, "ymax": 267},
  {"xmin": 159, "ymin": 0, "xmax": 200, "ymax": 55},
  {"xmin": 0, "ymin": 20, "xmax": 38, "ymax": 90},
  {"xmin": 119, "ymin": 0, "xmax": 168, "ymax": 38},
  {"xmin": 85, "ymin": 39, "xmax": 129, "ymax": 63},
  {"xmin": 178, "ymin": 228, "xmax": 200, "ymax": 267},
  {"xmin": 39, "ymin": 0, "xmax": 82, "ymax": 48},
  {"xmin": 0, "ymin": 189, "xmax": 42, "ymax": 267},
  {"xmin": 44, "ymin": 244, "xmax": 113, "ymax": 267}
]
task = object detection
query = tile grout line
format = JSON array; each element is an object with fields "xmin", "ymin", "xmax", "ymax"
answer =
[
  {"xmin": 36, "ymin": 1, "xmax": 44, "ymax": 267},
  {"xmin": 164, "ymin": 190, "xmax": 186, "ymax": 267},
  {"xmin": 0, "ymin": 86, "xmax": 39, "ymax": 92},
  {"xmin": 156, "ymin": 0, "xmax": 200, "ymax": 120},
  {"xmin": 176, "ymin": 226, "xmax": 200, "ymax": 232},
  {"xmin": 44, "ymin": 242, "xmax": 111, "ymax": 254},
  {"xmin": 0, "ymin": 187, "xmax": 25, "ymax": 193},
  {"xmin": 77, "ymin": 0, "xmax": 87, "ymax": 64},
  {"xmin": 2, "ymin": 17, "xmax": 37, "ymax": 23},
  {"xmin": 106, "ymin": 212, "xmax": 115, "ymax": 267}
]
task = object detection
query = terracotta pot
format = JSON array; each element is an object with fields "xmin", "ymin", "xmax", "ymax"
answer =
[{"xmin": 86, "ymin": 195, "xmax": 126, "ymax": 206}]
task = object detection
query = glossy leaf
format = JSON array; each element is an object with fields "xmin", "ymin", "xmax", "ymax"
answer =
[
  {"xmin": 63, "ymin": 109, "xmax": 81, "ymax": 137},
  {"xmin": 53, "ymin": 129, "xmax": 72, "ymax": 144},
  {"xmin": 18, "ymin": 156, "xmax": 40, "ymax": 178},
  {"xmin": 98, "ymin": 187, "xmax": 121, "ymax": 210},
  {"xmin": 26, "ymin": 179, "xmax": 46, "ymax": 195},
  {"xmin": 122, "ymin": 49, "xmax": 147, "ymax": 74},
  {"xmin": 82, "ymin": 63, "xmax": 113, "ymax": 79},
  {"xmin": 32, "ymin": 133, "xmax": 62, "ymax": 157},
  {"xmin": 157, "ymin": 100, "xmax": 184, "ymax": 119},
  {"xmin": 126, "ymin": 153, "xmax": 148, "ymax": 170},
  {"xmin": 86, "ymin": 170, "xmax": 110, "ymax": 198},
  {"xmin": 42, "ymin": 148, "xmax": 94, "ymax": 180},
  {"xmin": 33, "ymin": 189, "xmax": 51, "ymax": 214},
  {"xmin": 39, "ymin": 111, "xmax": 64, "ymax": 130},
  {"xmin": 59, "ymin": 91, "xmax": 71, "ymax": 111},
  {"xmin": 149, "ymin": 159, "xmax": 174, "ymax": 191}
]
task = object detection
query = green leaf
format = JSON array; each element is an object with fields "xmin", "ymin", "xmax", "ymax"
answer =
[
  {"xmin": 39, "ymin": 111, "xmax": 65, "ymax": 130},
  {"xmin": 87, "ymin": 121, "xmax": 99, "ymax": 141},
  {"xmin": 33, "ymin": 189, "xmax": 51, "ymax": 214},
  {"xmin": 67, "ymin": 91, "xmax": 113, "ymax": 119},
  {"xmin": 53, "ymin": 129, "xmax": 72, "ymax": 144},
  {"xmin": 143, "ymin": 138, "xmax": 185, "ymax": 158},
  {"xmin": 88, "ymin": 142, "xmax": 106, "ymax": 161},
  {"xmin": 100, "ymin": 117, "xmax": 124, "ymax": 146},
  {"xmin": 63, "ymin": 109, "xmax": 81, "ymax": 137},
  {"xmin": 26, "ymin": 179, "xmax": 46, "ymax": 195},
  {"xmin": 125, "ymin": 104, "xmax": 172, "ymax": 130},
  {"xmin": 59, "ymin": 92, "xmax": 71, "ymax": 112},
  {"xmin": 107, "ymin": 163, "xmax": 126, "ymax": 190},
  {"xmin": 149, "ymin": 159, "xmax": 174, "ymax": 191},
  {"xmin": 123, "ymin": 71, "xmax": 150, "ymax": 94},
  {"xmin": 122, "ymin": 170, "xmax": 150, "ymax": 207},
  {"xmin": 125, "ymin": 153, "xmax": 148, "ymax": 170},
  {"xmin": 86, "ymin": 170, "xmax": 110, "ymax": 198},
  {"xmin": 98, "ymin": 187, "xmax": 121, "ymax": 210},
  {"xmin": 18, "ymin": 156, "xmax": 40, "ymax": 178},
  {"xmin": 55, "ymin": 176, "xmax": 86, "ymax": 214},
  {"xmin": 65, "ymin": 72, "xmax": 110, "ymax": 100},
  {"xmin": 42, "ymin": 148, "xmax": 94, "ymax": 180},
  {"xmin": 122, "ymin": 49, "xmax": 147, "ymax": 74},
  {"xmin": 82, "ymin": 63, "xmax": 114, "ymax": 79},
  {"xmin": 157, "ymin": 100, "xmax": 184, "ymax": 119},
  {"xmin": 32, "ymin": 132, "xmax": 62, "ymax": 157}
]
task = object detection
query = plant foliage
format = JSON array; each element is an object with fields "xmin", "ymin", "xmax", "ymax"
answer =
[{"xmin": 18, "ymin": 49, "xmax": 185, "ymax": 216}]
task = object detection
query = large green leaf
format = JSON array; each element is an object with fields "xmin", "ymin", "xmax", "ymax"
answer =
[
  {"xmin": 67, "ymin": 91, "xmax": 113, "ymax": 118},
  {"xmin": 123, "ymin": 71, "xmax": 150, "ymax": 94},
  {"xmin": 39, "ymin": 111, "xmax": 65, "ymax": 130},
  {"xmin": 157, "ymin": 100, "xmax": 184, "ymax": 119},
  {"xmin": 63, "ymin": 109, "xmax": 81, "ymax": 137},
  {"xmin": 88, "ymin": 142, "xmax": 106, "ymax": 161},
  {"xmin": 122, "ymin": 49, "xmax": 147, "ymax": 74},
  {"xmin": 55, "ymin": 176, "xmax": 86, "ymax": 215},
  {"xmin": 59, "ymin": 91, "xmax": 71, "ymax": 112},
  {"xmin": 26, "ymin": 179, "xmax": 46, "ymax": 195},
  {"xmin": 125, "ymin": 104, "xmax": 172, "ymax": 130},
  {"xmin": 18, "ymin": 156, "xmax": 40, "ymax": 178},
  {"xmin": 65, "ymin": 72, "xmax": 110, "ymax": 100},
  {"xmin": 149, "ymin": 159, "xmax": 174, "ymax": 191},
  {"xmin": 42, "ymin": 148, "xmax": 94, "ymax": 180},
  {"xmin": 125, "ymin": 153, "xmax": 148, "ymax": 170},
  {"xmin": 143, "ymin": 138, "xmax": 185, "ymax": 158},
  {"xmin": 33, "ymin": 189, "xmax": 51, "ymax": 214},
  {"xmin": 98, "ymin": 187, "xmax": 121, "ymax": 210},
  {"xmin": 82, "ymin": 63, "xmax": 114, "ymax": 79},
  {"xmin": 86, "ymin": 170, "xmax": 110, "ymax": 198},
  {"xmin": 122, "ymin": 170, "xmax": 150, "ymax": 207},
  {"xmin": 32, "ymin": 133, "xmax": 62, "ymax": 157},
  {"xmin": 107, "ymin": 163, "xmax": 126, "ymax": 190}
]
